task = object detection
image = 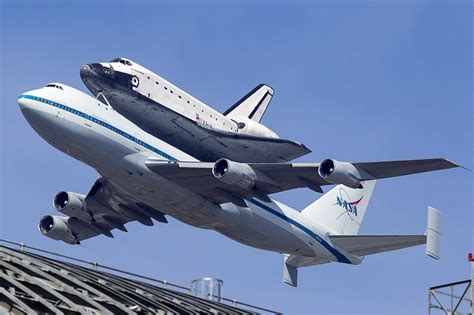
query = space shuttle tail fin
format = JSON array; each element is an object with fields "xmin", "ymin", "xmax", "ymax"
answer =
[
  {"xmin": 301, "ymin": 180, "xmax": 377, "ymax": 235},
  {"xmin": 224, "ymin": 84, "xmax": 274, "ymax": 122}
]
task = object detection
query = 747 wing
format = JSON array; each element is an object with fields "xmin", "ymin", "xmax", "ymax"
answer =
[
  {"xmin": 145, "ymin": 157, "xmax": 458, "ymax": 207},
  {"xmin": 40, "ymin": 178, "xmax": 167, "ymax": 244}
]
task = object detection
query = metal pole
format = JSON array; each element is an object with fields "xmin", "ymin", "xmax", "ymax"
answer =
[
  {"xmin": 471, "ymin": 260, "xmax": 473, "ymax": 315},
  {"xmin": 431, "ymin": 291, "xmax": 449, "ymax": 315},
  {"xmin": 450, "ymin": 285, "xmax": 453, "ymax": 312},
  {"xmin": 428, "ymin": 290, "xmax": 431, "ymax": 315}
]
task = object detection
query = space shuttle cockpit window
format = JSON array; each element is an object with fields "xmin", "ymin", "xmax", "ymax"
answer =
[{"xmin": 110, "ymin": 58, "xmax": 132, "ymax": 66}]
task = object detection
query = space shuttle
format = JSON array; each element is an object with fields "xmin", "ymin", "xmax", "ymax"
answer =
[{"xmin": 80, "ymin": 58, "xmax": 310, "ymax": 163}]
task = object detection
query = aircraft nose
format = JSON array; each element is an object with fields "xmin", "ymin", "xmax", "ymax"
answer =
[
  {"xmin": 18, "ymin": 94, "xmax": 32, "ymax": 110},
  {"xmin": 80, "ymin": 63, "xmax": 112, "ymax": 80},
  {"xmin": 80, "ymin": 64, "xmax": 91, "ymax": 76},
  {"xmin": 80, "ymin": 63, "xmax": 95, "ymax": 79}
]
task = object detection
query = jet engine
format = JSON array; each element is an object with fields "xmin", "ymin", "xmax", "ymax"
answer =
[
  {"xmin": 53, "ymin": 191, "xmax": 92, "ymax": 222},
  {"xmin": 212, "ymin": 159, "xmax": 257, "ymax": 190},
  {"xmin": 38, "ymin": 215, "xmax": 78, "ymax": 244},
  {"xmin": 318, "ymin": 159, "xmax": 363, "ymax": 189}
]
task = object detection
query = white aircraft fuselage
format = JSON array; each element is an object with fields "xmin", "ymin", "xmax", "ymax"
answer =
[{"xmin": 18, "ymin": 83, "xmax": 359, "ymax": 265}]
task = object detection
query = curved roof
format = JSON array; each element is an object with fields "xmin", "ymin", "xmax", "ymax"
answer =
[{"xmin": 0, "ymin": 245, "xmax": 258, "ymax": 314}]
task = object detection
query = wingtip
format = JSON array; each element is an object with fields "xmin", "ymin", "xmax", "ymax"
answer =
[{"xmin": 443, "ymin": 158, "xmax": 470, "ymax": 172}]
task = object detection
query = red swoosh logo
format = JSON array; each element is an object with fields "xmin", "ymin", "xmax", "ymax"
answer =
[{"xmin": 349, "ymin": 196, "xmax": 363, "ymax": 206}]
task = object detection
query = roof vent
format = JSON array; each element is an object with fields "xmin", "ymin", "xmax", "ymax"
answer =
[{"xmin": 190, "ymin": 277, "xmax": 223, "ymax": 303}]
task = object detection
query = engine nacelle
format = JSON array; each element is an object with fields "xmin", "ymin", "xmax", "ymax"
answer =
[
  {"xmin": 38, "ymin": 215, "xmax": 78, "ymax": 244},
  {"xmin": 53, "ymin": 191, "xmax": 92, "ymax": 222},
  {"xmin": 318, "ymin": 159, "xmax": 363, "ymax": 189},
  {"xmin": 212, "ymin": 159, "xmax": 257, "ymax": 190},
  {"xmin": 235, "ymin": 117, "xmax": 279, "ymax": 139}
]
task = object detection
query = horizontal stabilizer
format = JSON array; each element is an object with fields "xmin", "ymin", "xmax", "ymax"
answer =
[
  {"xmin": 426, "ymin": 206, "xmax": 442, "ymax": 259},
  {"xmin": 282, "ymin": 254, "xmax": 331, "ymax": 287},
  {"xmin": 224, "ymin": 84, "xmax": 274, "ymax": 122},
  {"xmin": 329, "ymin": 234, "xmax": 426, "ymax": 256}
]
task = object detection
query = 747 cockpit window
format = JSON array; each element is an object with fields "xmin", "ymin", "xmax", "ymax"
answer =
[
  {"xmin": 109, "ymin": 58, "xmax": 132, "ymax": 66},
  {"xmin": 46, "ymin": 83, "xmax": 63, "ymax": 90}
]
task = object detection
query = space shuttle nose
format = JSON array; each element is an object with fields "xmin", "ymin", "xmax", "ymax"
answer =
[
  {"xmin": 80, "ymin": 63, "xmax": 112, "ymax": 82},
  {"xmin": 80, "ymin": 64, "xmax": 93, "ymax": 78},
  {"xmin": 81, "ymin": 64, "xmax": 91, "ymax": 73}
]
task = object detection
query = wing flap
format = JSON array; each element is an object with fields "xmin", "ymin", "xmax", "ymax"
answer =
[
  {"xmin": 285, "ymin": 254, "xmax": 331, "ymax": 268},
  {"xmin": 67, "ymin": 218, "xmax": 103, "ymax": 241},
  {"xmin": 329, "ymin": 235, "xmax": 426, "ymax": 256},
  {"xmin": 58, "ymin": 178, "xmax": 168, "ymax": 243}
]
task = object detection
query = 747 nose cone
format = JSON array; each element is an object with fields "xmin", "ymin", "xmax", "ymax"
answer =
[
  {"xmin": 18, "ymin": 95, "xmax": 28, "ymax": 109},
  {"xmin": 18, "ymin": 93, "xmax": 36, "ymax": 111}
]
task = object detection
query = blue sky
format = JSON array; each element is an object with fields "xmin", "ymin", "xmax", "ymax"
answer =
[{"xmin": 1, "ymin": 1, "xmax": 471, "ymax": 313}]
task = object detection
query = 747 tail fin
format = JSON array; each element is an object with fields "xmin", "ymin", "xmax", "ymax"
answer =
[{"xmin": 301, "ymin": 180, "xmax": 376, "ymax": 235}]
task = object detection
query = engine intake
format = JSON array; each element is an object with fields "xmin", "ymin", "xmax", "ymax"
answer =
[
  {"xmin": 318, "ymin": 159, "xmax": 363, "ymax": 189},
  {"xmin": 212, "ymin": 159, "xmax": 257, "ymax": 190},
  {"xmin": 53, "ymin": 191, "xmax": 92, "ymax": 222},
  {"xmin": 38, "ymin": 215, "xmax": 78, "ymax": 244}
]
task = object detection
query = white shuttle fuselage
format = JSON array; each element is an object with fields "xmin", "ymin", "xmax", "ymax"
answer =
[
  {"xmin": 84, "ymin": 59, "xmax": 276, "ymax": 137},
  {"xmin": 80, "ymin": 58, "xmax": 310, "ymax": 163}
]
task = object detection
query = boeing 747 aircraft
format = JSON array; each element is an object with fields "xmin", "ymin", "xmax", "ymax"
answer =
[
  {"xmin": 80, "ymin": 58, "xmax": 310, "ymax": 163},
  {"xmin": 19, "ymin": 83, "xmax": 455, "ymax": 286}
]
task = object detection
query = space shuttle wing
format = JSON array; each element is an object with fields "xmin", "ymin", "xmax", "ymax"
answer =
[
  {"xmin": 58, "ymin": 178, "xmax": 167, "ymax": 243},
  {"xmin": 329, "ymin": 235, "xmax": 427, "ymax": 256},
  {"xmin": 203, "ymin": 128, "xmax": 311, "ymax": 162}
]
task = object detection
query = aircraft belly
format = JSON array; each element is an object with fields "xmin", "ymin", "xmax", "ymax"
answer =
[
  {"xmin": 105, "ymin": 90, "xmax": 310, "ymax": 162},
  {"xmin": 106, "ymin": 160, "xmax": 239, "ymax": 229},
  {"xmin": 216, "ymin": 207, "xmax": 315, "ymax": 256}
]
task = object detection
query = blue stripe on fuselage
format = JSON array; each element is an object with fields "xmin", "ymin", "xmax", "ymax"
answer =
[
  {"xmin": 19, "ymin": 94, "xmax": 177, "ymax": 161},
  {"xmin": 248, "ymin": 199, "xmax": 351, "ymax": 264},
  {"xmin": 19, "ymin": 94, "xmax": 351, "ymax": 264}
]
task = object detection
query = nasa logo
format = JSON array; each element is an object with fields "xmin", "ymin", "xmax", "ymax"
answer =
[{"xmin": 335, "ymin": 190, "xmax": 363, "ymax": 217}]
